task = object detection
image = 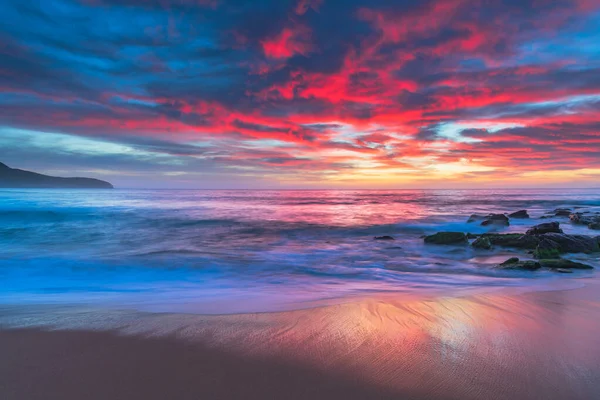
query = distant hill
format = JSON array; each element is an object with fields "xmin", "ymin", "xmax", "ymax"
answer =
[{"xmin": 0, "ymin": 162, "xmax": 113, "ymax": 189}]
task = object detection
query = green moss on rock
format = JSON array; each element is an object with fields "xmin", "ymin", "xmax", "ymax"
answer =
[
  {"xmin": 472, "ymin": 236, "xmax": 492, "ymax": 249},
  {"xmin": 497, "ymin": 257, "xmax": 541, "ymax": 271}
]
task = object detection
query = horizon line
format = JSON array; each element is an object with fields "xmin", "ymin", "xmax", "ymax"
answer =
[{"xmin": 68, "ymin": 186, "xmax": 600, "ymax": 191}]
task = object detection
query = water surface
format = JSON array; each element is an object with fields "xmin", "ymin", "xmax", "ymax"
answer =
[{"xmin": 1, "ymin": 189, "xmax": 599, "ymax": 313}]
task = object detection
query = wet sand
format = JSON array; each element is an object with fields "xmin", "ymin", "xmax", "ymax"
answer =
[{"xmin": 2, "ymin": 280, "xmax": 600, "ymax": 399}]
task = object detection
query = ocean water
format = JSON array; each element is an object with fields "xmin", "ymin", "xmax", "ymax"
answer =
[{"xmin": 0, "ymin": 189, "xmax": 599, "ymax": 314}]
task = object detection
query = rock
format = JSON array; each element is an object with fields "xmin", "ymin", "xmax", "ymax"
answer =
[
  {"xmin": 374, "ymin": 236, "xmax": 395, "ymax": 240},
  {"xmin": 480, "ymin": 231, "xmax": 599, "ymax": 254},
  {"xmin": 468, "ymin": 213, "xmax": 509, "ymax": 226},
  {"xmin": 570, "ymin": 213, "xmax": 600, "ymax": 226},
  {"xmin": 589, "ymin": 222, "xmax": 600, "ymax": 230},
  {"xmin": 467, "ymin": 214, "xmax": 486, "ymax": 223},
  {"xmin": 533, "ymin": 238, "xmax": 561, "ymax": 259},
  {"xmin": 570, "ymin": 212, "xmax": 586, "ymax": 224},
  {"xmin": 540, "ymin": 232, "xmax": 600, "ymax": 253},
  {"xmin": 502, "ymin": 257, "xmax": 520, "ymax": 264},
  {"xmin": 496, "ymin": 257, "xmax": 594, "ymax": 271},
  {"xmin": 508, "ymin": 210, "xmax": 529, "ymax": 219},
  {"xmin": 554, "ymin": 209, "xmax": 572, "ymax": 217},
  {"xmin": 472, "ymin": 236, "xmax": 492, "ymax": 249},
  {"xmin": 526, "ymin": 222, "xmax": 563, "ymax": 235},
  {"xmin": 538, "ymin": 259, "xmax": 594, "ymax": 270},
  {"xmin": 553, "ymin": 268, "xmax": 573, "ymax": 273},
  {"xmin": 497, "ymin": 257, "xmax": 541, "ymax": 271},
  {"xmin": 466, "ymin": 233, "xmax": 480, "ymax": 239},
  {"xmin": 482, "ymin": 233, "xmax": 540, "ymax": 249},
  {"xmin": 481, "ymin": 214, "xmax": 510, "ymax": 227},
  {"xmin": 424, "ymin": 232, "xmax": 468, "ymax": 245}
]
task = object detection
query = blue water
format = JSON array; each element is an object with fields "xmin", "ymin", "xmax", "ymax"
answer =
[{"xmin": 0, "ymin": 189, "xmax": 599, "ymax": 314}]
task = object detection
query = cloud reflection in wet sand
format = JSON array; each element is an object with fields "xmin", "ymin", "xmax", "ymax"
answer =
[{"xmin": 2, "ymin": 283, "xmax": 600, "ymax": 399}]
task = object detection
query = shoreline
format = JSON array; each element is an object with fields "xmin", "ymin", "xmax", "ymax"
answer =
[{"xmin": 3, "ymin": 279, "xmax": 600, "ymax": 399}]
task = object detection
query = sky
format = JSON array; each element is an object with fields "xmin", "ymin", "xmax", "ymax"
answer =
[{"xmin": 1, "ymin": 0, "xmax": 599, "ymax": 189}]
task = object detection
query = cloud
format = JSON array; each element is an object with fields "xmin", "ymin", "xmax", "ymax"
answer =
[{"xmin": 1, "ymin": 0, "xmax": 599, "ymax": 187}]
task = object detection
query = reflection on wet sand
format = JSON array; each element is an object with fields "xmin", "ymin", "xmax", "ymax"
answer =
[{"xmin": 2, "ymin": 281, "xmax": 600, "ymax": 399}]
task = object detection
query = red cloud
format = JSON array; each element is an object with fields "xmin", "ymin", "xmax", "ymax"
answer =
[{"xmin": 261, "ymin": 26, "xmax": 312, "ymax": 59}]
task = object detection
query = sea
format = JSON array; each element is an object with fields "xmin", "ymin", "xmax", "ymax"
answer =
[{"xmin": 1, "ymin": 189, "xmax": 599, "ymax": 314}]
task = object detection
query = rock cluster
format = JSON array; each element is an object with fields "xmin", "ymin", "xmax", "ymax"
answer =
[
  {"xmin": 496, "ymin": 257, "xmax": 593, "ymax": 271},
  {"xmin": 469, "ymin": 222, "xmax": 599, "ymax": 256},
  {"xmin": 424, "ymin": 220, "xmax": 598, "ymax": 272},
  {"xmin": 467, "ymin": 209, "xmax": 530, "ymax": 227},
  {"xmin": 570, "ymin": 212, "xmax": 600, "ymax": 230}
]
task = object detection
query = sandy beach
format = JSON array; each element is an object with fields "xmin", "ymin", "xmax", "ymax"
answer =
[{"xmin": 3, "ymin": 279, "xmax": 600, "ymax": 400}]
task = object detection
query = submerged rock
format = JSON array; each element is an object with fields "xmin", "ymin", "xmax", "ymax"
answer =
[
  {"xmin": 472, "ymin": 236, "xmax": 492, "ymax": 249},
  {"xmin": 508, "ymin": 210, "xmax": 530, "ymax": 219},
  {"xmin": 424, "ymin": 232, "xmax": 468, "ymax": 245},
  {"xmin": 481, "ymin": 214, "xmax": 510, "ymax": 227},
  {"xmin": 496, "ymin": 257, "xmax": 541, "ymax": 271},
  {"xmin": 467, "ymin": 213, "xmax": 509, "ymax": 226},
  {"xmin": 374, "ymin": 236, "xmax": 395, "ymax": 240},
  {"xmin": 554, "ymin": 208, "xmax": 572, "ymax": 217},
  {"xmin": 554, "ymin": 268, "xmax": 573, "ymax": 273},
  {"xmin": 538, "ymin": 259, "xmax": 594, "ymax": 270},
  {"xmin": 467, "ymin": 214, "xmax": 486, "ymax": 223},
  {"xmin": 526, "ymin": 222, "xmax": 563, "ymax": 235}
]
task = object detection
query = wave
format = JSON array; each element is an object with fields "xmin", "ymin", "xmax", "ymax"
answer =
[{"xmin": 1, "ymin": 188, "xmax": 598, "ymax": 314}]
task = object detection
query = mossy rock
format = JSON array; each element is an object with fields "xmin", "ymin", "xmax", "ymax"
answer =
[
  {"xmin": 538, "ymin": 259, "xmax": 594, "ymax": 270},
  {"xmin": 424, "ymin": 232, "xmax": 468, "ymax": 245},
  {"xmin": 481, "ymin": 233, "xmax": 540, "ymax": 249},
  {"xmin": 472, "ymin": 236, "xmax": 492, "ymax": 249},
  {"xmin": 497, "ymin": 257, "xmax": 541, "ymax": 271},
  {"xmin": 533, "ymin": 238, "xmax": 561, "ymax": 259},
  {"xmin": 533, "ymin": 247, "xmax": 561, "ymax": 259},
  {"xmin": 540, "ymin": 233, "xmax": 599, "ymax": 253}
]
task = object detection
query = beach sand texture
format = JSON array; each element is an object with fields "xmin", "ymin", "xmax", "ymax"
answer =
[{"xmin": 2, "ymin": 281, "xmax": 600, "ymax": 399}]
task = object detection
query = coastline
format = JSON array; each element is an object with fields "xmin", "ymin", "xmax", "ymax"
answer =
[{"xmin": 3, "ymin": 279, "xmax": 600, "ymax": 399}]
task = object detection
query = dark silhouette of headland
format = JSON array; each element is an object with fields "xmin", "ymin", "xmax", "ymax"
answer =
[{"xmin": 0, "ymin": 162, "xmax": 113, "ymax": 189}]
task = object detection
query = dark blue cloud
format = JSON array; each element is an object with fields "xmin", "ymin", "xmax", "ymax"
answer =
[{"xmin": 1, "ymin": 0, "xmax": 599, "ymax": 187}]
